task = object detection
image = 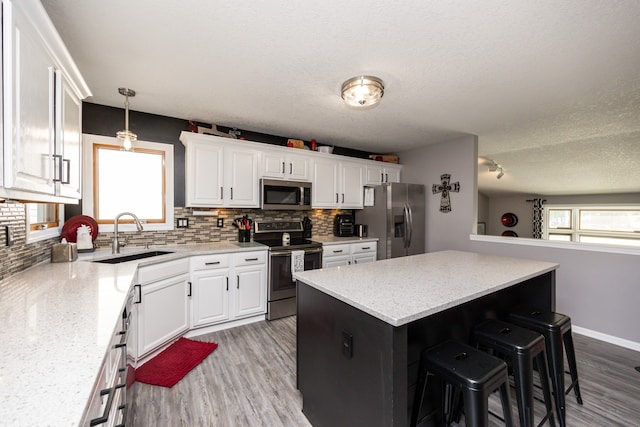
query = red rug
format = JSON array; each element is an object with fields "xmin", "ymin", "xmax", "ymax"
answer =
[{"xmin": 135, "ymin": 337, "xmax": 218, "ymax": 388}]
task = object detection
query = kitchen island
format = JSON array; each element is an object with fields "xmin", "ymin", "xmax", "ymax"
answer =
[{"xmin": 293, "ymin": 250, "xmax": 558, "ymax": 427}]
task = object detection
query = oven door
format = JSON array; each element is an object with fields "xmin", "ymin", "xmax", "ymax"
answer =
[{"xmin": 268, "ymin": 247, "xmax": 322, "ymax": 301}]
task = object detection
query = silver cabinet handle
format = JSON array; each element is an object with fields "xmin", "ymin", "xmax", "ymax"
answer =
[
  {"xmin": 205, "ymin": 261, "xmax": 221, "ymax": 265},
  {"xmin": 245, "ymin": 257, "xmax": 258, "ymax": 261}
]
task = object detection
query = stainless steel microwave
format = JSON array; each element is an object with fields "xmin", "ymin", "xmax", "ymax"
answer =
[{"xmin": 261, "ymin": 179, "xmax": 312, "ymax": 210}]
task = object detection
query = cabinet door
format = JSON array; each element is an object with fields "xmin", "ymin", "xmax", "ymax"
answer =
[
  {"xmin": 323, "ymin": 255, "xmax": 351, "ymax": 268},
  {"xmin": 340, "ymin": 162, "xmax": 364, "ymax": 208},
  {"xmin": 312, "ymin": 158, "xmax": 339, "ymax": 208},
  {"xmin": 3, "ymin": 2, "xmax": 56, "ymax": 194},
  {"xmin": 137, "ymin": 273, "xmax": 189, "ymax": 357},
  {"xmin": 191, "ymin": 269, "xmax": 230, "ymax": 327},
  {"xmin": 365, "ymin": 164, "xmax": 384, "ymax": 185},
  {"xmin": 56, "ymin": 72, "xmax": 82, "ymax": 198},
  {"xmin": 234, "ymin": 265, "xmax": 266, "ymax": 318},
  {"xmin": 385, "ymin": 166, "xmax": 401, "ymax": 183},
  {"xmin": 287, "ymin": 153, "xmax": 310, "ymax": 181},
  {"xmin": 185, "ymin": 141, "xmax": 224, "ymax": 206},
  {"xmin": 352, "ymin": 253, "xmax": 377, "ymax": 265},
  {"xmin": 262, "ymin": 151, "xmax": 286, "ymax": 179},
  {"xmin": 225, "ymin": 147, "xmax": 260, "ymax": 207}
]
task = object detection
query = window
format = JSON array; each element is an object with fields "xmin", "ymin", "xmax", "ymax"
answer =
[
  {"xmin": 25, "ymin": 203, "xmax": 64, "ymax": 243},
  {"xmin": 83, "ymin": 134, "xmax": 174, "ymax": 232},
  {"xmin": 544, "ymin": 205, "xmax": 640, "ymax": 247}
]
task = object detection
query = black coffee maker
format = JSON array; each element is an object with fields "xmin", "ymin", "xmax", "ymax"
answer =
[{"xmin": 302, "ymin": 216, "xmax": 313, "ymax": 238}]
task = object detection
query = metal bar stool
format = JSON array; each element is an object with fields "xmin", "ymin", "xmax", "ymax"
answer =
[
  {"xmin": 411, "ymin": 340, "xmax": 514, "ymax": 427},
  {"xmin": 473, "ymin": 319, "xmax": 556, "ymax": 427},
  {"xmin": 509, "ymin": 309, "xmax": 583, "ymax": 427}
]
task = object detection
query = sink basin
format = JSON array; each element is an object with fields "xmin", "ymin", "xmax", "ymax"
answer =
[{"xmin": 92, "ymin": 250, "xmax": 174, "ymax": 264}]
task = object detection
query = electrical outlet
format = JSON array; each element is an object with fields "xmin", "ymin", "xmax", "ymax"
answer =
[
  {"xmin": 176, "ymin": 218, "xmax": 189, "ymax": 228},
  {"xmin": 342, "ymin": 331, "xmax": 353, "ymax": 359},
  {"xmin": 217, "ymin": 218, "xmax": 224, "ymax": 227}
]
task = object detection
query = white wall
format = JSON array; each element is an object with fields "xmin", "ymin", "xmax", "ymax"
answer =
[
  {"xmin": 400, "ymin": 135, "xmax": 640, "ymax": 350},
  {"xmin": 399, "ymin": 135, "xmax": 478, "ymax": 252}
]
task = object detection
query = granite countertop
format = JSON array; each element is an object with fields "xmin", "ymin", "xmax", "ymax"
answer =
[
  {"xmin": 311, "ymin": 235, "xmax": 378, "ymax": 245},
  {"xmin": 293, "ymin": 250, "xmax": 558, "ymax": 327},
  {"xmin": 0, "ymin": 242, "xmax": 267, "ymax": 426}
]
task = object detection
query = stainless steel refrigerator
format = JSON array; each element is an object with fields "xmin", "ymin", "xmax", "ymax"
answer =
[{"xmin": 355, "ymin": 183, "xmax": 425, "ymax": 260}]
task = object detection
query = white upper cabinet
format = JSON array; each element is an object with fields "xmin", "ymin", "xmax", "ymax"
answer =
[
  {"xmin": 261, "ymin": 149, "xmax": 310, "ymax": 181},
  {"xmin": 365, "ymin": 163, "xmax": 402, "ymax": 185},
  {"xmin": 312, "ymin": 157, "xmax": 363, "ymax": 209},
  {"xmin": 181, "ymin": 132, "xmax": 260, "ymax": 207},
  {"xmin": 1, "ymin": 0, "xmax": 90, "ymax": 202}
]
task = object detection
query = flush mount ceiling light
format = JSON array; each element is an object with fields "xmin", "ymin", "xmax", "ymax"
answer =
[
  {"xmin": 341, "ymin": 75, "xmax": 384, "ymax": 108},
  {"xmin": 488, "ymin": 160, "xmax": 505, "ymax": 179},
  {"xmin": 116, "ymin": 88, "xmax": 137, "ymax": 151}
]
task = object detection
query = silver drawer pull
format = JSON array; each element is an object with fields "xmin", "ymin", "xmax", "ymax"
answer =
[
  {"xmin": 245, "ymin": 257, "xmax": 258, "ymax": 262},
  {"xmin": 205, "ymin": 261, "xmax": 221, "ymax": 265}
]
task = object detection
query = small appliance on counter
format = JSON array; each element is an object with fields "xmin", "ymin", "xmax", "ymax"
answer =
[
  {"xmin": 334, "ymin": 214, "xmax": 355, "ymax": 237},
  {"xmin": 354, "ymin": 224, "xmax": 368, "ymax": 238},
  {"xmin": 302, "ymin": 216, "xmax": 312, "ymax": 238}
]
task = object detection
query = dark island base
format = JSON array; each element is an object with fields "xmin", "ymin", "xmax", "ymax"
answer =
[{"xmin": 297, "ymin": 271, "xmax": 555, "ymax": 427}]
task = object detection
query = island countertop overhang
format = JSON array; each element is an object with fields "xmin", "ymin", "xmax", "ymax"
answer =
[{"xmin": 293, "ymin": 250, "xmax": 558, "ymax": 327}]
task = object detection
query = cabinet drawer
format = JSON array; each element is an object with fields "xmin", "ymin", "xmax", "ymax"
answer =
[
  {"xmin": 351, "ymin": 242, "xmax": 376, "ymax": 254},
  {"xmin": 191, "ymin": 254, "xmax": 230, "ymax": 270},
  {"xmin": 323, "ymin": 244, "xmax": 351, "ymax": 257},
  {"xmin": 232, "ymin": 251, "xmax": 267, "ymax": 266},
  {"xmin": 137, "ymin": 258, "xmax": 189, "ymax": 284}
]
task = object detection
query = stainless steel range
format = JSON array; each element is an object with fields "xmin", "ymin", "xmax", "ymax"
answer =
[{"xmin": 253, "ymin": 221, "xmax": 322, "ymax": 320}]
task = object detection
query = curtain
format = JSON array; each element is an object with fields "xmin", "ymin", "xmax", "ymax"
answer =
[{"xmin": 532, "ymin": 198, "xmax": 546, "ymax": 239}]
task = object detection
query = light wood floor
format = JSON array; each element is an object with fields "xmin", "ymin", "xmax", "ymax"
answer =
[{"xmin": 127, "ymin": 317, "xmax": 640, "ymax": 426}]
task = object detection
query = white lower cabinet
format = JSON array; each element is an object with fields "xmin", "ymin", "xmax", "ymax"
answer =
[
  {"xmin": 322, "ymin": 241, "xmax": 377, "ymax": 268},
  {"xmin": 135, "ymin": 258, "xmax": 190, "ymax": 359},
  {"xmin": 190, "ymin": 251, "xmax": 267, "ymax": 328}
]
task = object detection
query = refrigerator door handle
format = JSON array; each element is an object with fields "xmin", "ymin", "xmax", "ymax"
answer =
[
  {"xmin": 406, "ymin": 204, "xmax": 413, "ymax": 249},
  {"xmin": 403, "ymin": 204, "xmax": 409, "ymax": 248}
]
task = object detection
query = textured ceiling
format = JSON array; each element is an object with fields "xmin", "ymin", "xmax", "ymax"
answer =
[{"xmin": 40, "ymin": 0, "xmax": 640, "ymax": 197}]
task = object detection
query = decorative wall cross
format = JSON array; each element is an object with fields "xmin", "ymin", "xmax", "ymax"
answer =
[{"xmin": 432, "ymin": 174, "xmax": 460, "ymax": 213}]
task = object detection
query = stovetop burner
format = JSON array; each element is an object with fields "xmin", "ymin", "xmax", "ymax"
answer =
[{"xmin": 253, "ymin": 221, "xmax": 321, "ymax": 251}]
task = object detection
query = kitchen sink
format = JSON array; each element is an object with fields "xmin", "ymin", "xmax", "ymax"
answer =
[{"xmin": 92, "ymin": 250, "xmax": 174, "ymax": 264}]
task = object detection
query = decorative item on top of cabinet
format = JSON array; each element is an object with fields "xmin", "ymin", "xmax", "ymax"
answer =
[{"xmin": 0, "ymin": 0, "xmax": 90, "ymax": 203}]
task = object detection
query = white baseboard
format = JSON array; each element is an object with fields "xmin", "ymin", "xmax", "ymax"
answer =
[{"xmin": 573, "ymin": 325, "xmax": 640, "ymax": 352}]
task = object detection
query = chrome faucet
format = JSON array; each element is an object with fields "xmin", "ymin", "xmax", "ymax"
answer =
[{"xmin": 112, "ymin": 212, "xmax": 144, "ymax": 254}]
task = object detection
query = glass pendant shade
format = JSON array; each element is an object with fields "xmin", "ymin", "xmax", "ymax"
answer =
[
  {"xmin": 116, "ymin": 88, "xmax": 137, "ymax": 151},
  {"xmin": 341, "ymin": 75, "xmax": 384, "ymax": 107}
]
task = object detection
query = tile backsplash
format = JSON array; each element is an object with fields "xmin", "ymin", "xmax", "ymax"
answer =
[{"xmin": 1, "ymin": 202, "xmax": 350, "ymax": 280}]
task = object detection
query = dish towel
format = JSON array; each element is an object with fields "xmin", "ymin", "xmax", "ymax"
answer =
[{"xmin": 291, "ymin": 250, "xmax": 305, "ymax": 273}]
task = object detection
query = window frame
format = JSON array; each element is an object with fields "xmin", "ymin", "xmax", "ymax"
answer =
[
  {"xmin": 25, "ymin": 203, "xmax": 64, "ymax": 243},
  {"xmin": 82, "ymin": 134, "xmax": 174, "ymax": 233},
  {"xmin": 543, "ymin": 204, "xmax": 640, "ymax": 247}
]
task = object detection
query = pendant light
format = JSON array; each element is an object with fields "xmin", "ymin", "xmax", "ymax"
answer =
[
  {"xmin": 341, "ymin": 75, "xmax": 384, "ymax": 108},
  {"xmin": 116, "ymin": 88, "xmax": 137, "ymax": 151}
]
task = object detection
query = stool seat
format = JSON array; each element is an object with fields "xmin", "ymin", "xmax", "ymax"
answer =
[
  {"xmin": 473, "ymin": 319, "xmax": 556, "ymax": 427},
  {"xmin": 411, "ymin": 340, "xmax": 514, "ymax": 427},
  {"xmin": 509, "ymin": 308, "xmax": 583, "ymax": 427}
]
